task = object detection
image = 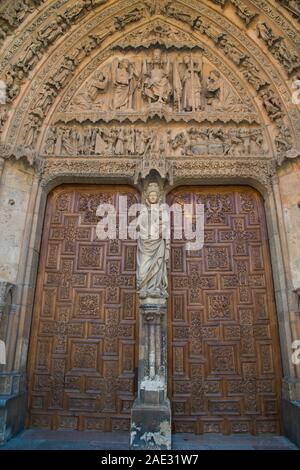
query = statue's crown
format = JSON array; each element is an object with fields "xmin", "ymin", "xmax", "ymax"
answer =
[{"xmin": 146, "ymin": 182, "xmax": 160, "ymax": 194}]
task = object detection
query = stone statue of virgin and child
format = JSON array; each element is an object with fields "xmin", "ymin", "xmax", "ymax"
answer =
[{"xmin": 136, "ymin": 182, "xmax": 170, "ymax": 300}]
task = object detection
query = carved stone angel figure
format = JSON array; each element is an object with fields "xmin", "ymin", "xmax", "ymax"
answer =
[{"xmin": 137, "ymin": 182, "xmax": 170, "ymax": 299}]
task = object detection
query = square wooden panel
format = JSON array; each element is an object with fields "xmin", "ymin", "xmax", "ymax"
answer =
[
  {"xmin": 209, "ymin": 344, "xmax": 238, "ymax": 375},
  {"xmin": 64, "ymin": 375, "xmax": 81, "ymax": 392},
  {"xmin": 204, "ymin": 245, "xmax": 233, "ymax": 272},
  {"xmin": 31, "ymin": 395, "xmax": 45, "ymax": 409},
  {"xmin": 205, "ymin": 292, "xmax": 235, "ymax": 322},
  {"xmin": 70, "ymin": 341, "xmax": 100, "ymax": 371},
  {"xmin": 57, "ymin": 415, "xmax": 78, "ymax": 430},
  {"xmin": 73, "ymin": 290, "xmax": 104, "ymax": 320},
  {"xmin": 77, "ymin": 244, "xmax": 106, "ymax": 271}
]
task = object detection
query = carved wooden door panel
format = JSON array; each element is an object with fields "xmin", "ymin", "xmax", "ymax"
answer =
[
  {"xmin": 27, "ymin": 185, "xmax": 139, "ymax": 431},
  {"xmin": 168, "ymin": 186, "xmax": 282, "ymax": 435}
]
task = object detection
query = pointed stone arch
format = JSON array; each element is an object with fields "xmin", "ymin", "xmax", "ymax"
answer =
[{"xmin": 0, "ymin": 1, "xmax": 299, "ymax": 166}]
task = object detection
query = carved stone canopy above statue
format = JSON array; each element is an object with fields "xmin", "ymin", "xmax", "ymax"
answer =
[
  {"xmin": 114, "ymin": 19, "xmax": 197, "ymax": 50},
  {"xmin": 57, "ymin": 48, "xmax": 258, "ymax": 125}
]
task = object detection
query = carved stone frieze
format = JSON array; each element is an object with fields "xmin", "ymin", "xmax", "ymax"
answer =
[
  {"xmin": 172, "ymin": 157, "xmax": 276, "ymax": 190},
  {"xmin": 38, "ymin": 155, "xmax": 276, "ymax": 192},
  {"xmin": 39, "ymin": 158, "xmax": 136, "ymax": 186},
  {"xmin": 54, "ymin": 48, "xmax": 254, "ymax": 124},
  {"xmin": 19, "ymin": 41, "xmax": 261, "ymax": 150},
  {"xmin": 56, "ymin": 30, "xmax": 255, "ymax": 116},
  {"xmin": 42, "ymin": 124, "xmax": 268, "ymax": 158}
]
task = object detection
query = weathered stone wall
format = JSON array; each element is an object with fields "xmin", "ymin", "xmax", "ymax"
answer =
[
  {"xmin": 278, "ymin": 162, "xmax": 300, "ymax": 293},
  {"xmin": 0, "ymin": 161, "xmax": 35, "ymax": 282}
]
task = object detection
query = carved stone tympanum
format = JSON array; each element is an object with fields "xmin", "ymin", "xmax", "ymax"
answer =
[{"xmin": 58, "ymin": 48, "xmax": 252, "ymax": 125}]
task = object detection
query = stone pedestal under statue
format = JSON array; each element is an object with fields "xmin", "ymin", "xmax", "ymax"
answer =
[{"xmin": 130, "ymin": 298, "xmax": 171, "ymax": 450}]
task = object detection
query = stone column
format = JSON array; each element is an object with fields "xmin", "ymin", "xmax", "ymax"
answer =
[
  {"xmin": 130, "ymin": 179, "xmax": 171, "ymax": 450},
  {"xmin": 0, "ymin": 281, "xmax": 16, "ymax": 443}
]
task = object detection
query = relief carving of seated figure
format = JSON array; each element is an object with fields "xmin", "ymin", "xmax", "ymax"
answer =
[{"xmin": 142, "ymin": 49, "xmax": 172, "ymax": 105}]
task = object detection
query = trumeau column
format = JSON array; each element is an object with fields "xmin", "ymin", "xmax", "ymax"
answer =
[{"xmin": 130, "ymin": 178, "xmax": 171, "ymax": 450}]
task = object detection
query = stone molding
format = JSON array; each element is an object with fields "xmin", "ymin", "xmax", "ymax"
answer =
[{"xmin": 38, "ymin": 156, "xmax": 276, "ymax": 193}]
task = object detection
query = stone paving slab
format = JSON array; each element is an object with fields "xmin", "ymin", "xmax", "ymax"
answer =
[{"xmin": 0, "ymin": 430, "xmax": 298, "ymax": 450}]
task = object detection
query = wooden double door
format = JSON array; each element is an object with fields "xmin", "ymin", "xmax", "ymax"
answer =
[{"xmin": 27, "ymin": 185, "xmax": 282, "ymax": 434}]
